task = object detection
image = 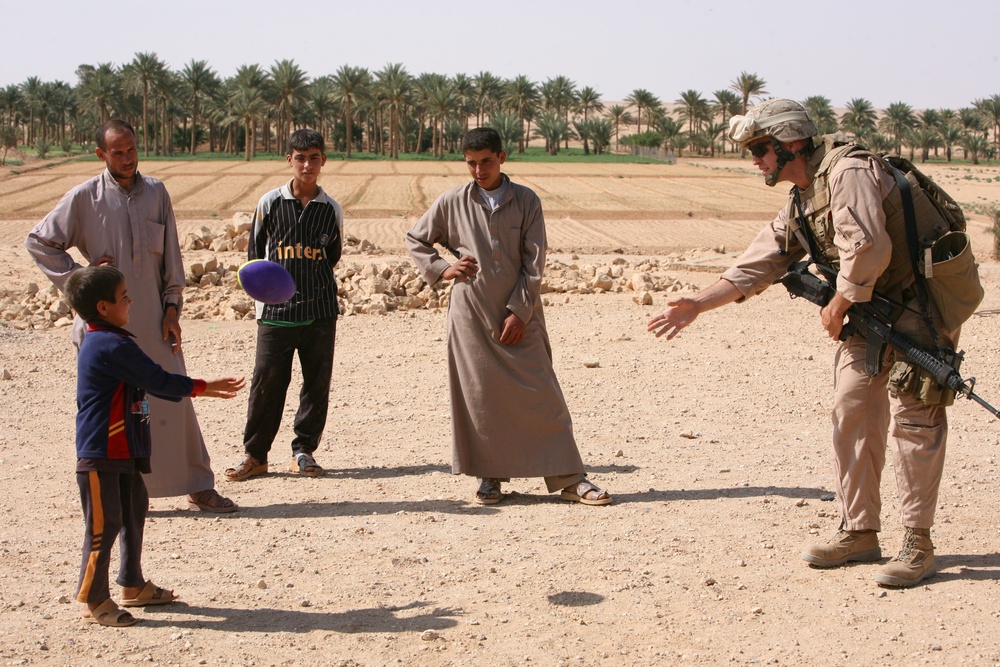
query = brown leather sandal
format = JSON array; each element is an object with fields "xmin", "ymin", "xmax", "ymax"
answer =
[{"xmin": 223, "ymin": 455, "xmax": 268, "ymax": 482}]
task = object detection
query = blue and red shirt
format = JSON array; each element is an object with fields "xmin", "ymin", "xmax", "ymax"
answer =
[{"xmin": 76, "ymin": 322, "xmax": 205, "ymax": 466}]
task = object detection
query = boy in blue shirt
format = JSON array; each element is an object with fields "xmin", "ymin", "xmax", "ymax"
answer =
[{"xmin": 66, "ymin": 265, "xmax": 244, "ymax": 626}]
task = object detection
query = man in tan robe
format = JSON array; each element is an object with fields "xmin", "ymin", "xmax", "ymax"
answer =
[
  {"xmin": 25, "ymin": 119, "xmax": 236, "ymax": 512},
  {"xmin": 406, "ymin": 127, "xmax": 611, "ymax": 506}
]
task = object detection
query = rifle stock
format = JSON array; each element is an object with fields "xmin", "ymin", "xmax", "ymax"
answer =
[{"xmin": 776, "ymin": 261, "xmax": 999, "ymax": 419}]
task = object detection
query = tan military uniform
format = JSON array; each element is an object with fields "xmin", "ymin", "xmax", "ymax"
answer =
[{"xmin": 720, "ymin": 145, "xmax": 953, "ymax": 532}]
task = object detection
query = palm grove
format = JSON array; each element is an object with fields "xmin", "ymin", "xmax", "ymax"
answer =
[{"xmin": 2, "ymin": 56, "xmax": 1000, "ymax": 166}]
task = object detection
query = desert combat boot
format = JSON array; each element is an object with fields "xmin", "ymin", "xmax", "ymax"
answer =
[
  {"xmin": 874, "ymin": 527, "xmax": 936, "ymax": 587},
  {"xmin": 800, "ymin": 527, "xmax": 881, "ymax": 567}
]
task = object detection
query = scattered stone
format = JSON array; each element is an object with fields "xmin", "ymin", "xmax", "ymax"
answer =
[
  {"xmin": 257, "ymin": 579, "xmax": 267, "ymax": 589},
  {"xmin": 583, "ymin": 358, "xmax": 601, "ymax": 368},
  {"xmin": 613, "ymin": 449, "xmax": 624, "ymax": 458},
  {"xmin": 1, "ymin": 369, "xmax": 11, "ymax": 381},
  {"xmin": 420, "ymin": 630, "xmax": 440, "ymax": 641},
  {"xmin": 1, "ymin": 240, "xmax": 701, "ymax": 326}
]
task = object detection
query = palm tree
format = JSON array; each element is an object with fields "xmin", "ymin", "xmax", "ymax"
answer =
[
  {"xmin": 656, "ymin": 116, "xmax": 685, "ymax": 151},
  {"xmin": 840, "ymin": 97, "xmax": 878, "ymax": 142},
  {"xmin": 123, "ymin": 52, "xmax": 167, "ymax": 156},
  {"xmin": 939, "ymin": 123, "xmax": 963, "ymax": 162},
  {"xmin": 76, "ymin": 63, "xmax": 122, "ymax": 127},
  {"xmin": 974, "ymin": 94, "xmax": 1000, "ymax": 147},
  {"xmin": 308, "ymin": 76, "xmax": 337, "ymax": 143},
  {"xmin": 585, "ymin": 117, "xmax": 613, "ymax": 154},
  {"xmin": 503, "ymin": 75, "xmax": 539, "ymax": 153},
  {"xmin": 730, "ymin": 71, "xmax": 768, "ymax": 114},
  {"xmin": 606, "ymin": 104, "xmax": 633, "ymax": 151},
  {"xmin": 49, "ymin": 81, "xmax": 74, "ymax": 146},
  {"xmin": 33, "ymin": 81, "xmax": 58, "ymax": 146},
  {"xmin": 473, "ymin": 71, "xmax": 503, "ymax": 126},
  {"xmin": 227, "ymin": 85, "xmax": 266, "ymax": 161},
  {"xmin": 918, "ymin": 108, "xmax": 944, "ymax": 157},
  {"xmin": 375, "ymin": 63, "xmax": 412, "ymax": 159},
  {"xmin": 425, "ymin": 76, "xmax": 457, "ymax": 158},
  {"xmin": 576, "ymin": 86, "xmax": 604, "ymax": 123},
  {"xmin": 20, "ymin": 76, "xmax": 43, "ymax": 144},
  {"xmin": 909, "ymin": 126, "xmax": 941, "ymax": 163},
  {"xmin": 452, "ymin": 73, "xmax": 475, "ymax": 132},
  {"xmin": 1, "ymin": 85, "xmax": 23, "ymax": 137},
  {"xmin": 270, "ymin": 59, "xmax": 309, "ymax": 145},
  {"xmin": 880, "ymin": 101, "xmax": 918, "ymax": 155},
  {"xmin": 961, "ymin": 132, "xmax": 988, "ymax": 164},
  {"xmin": 232, "ymin": 64, "xmax": 271, "ymax": 157},
  {"xmin": 486, "ymin": 112, "xmax": 521, "ymax": 155},
  {"xmin": 532, "ymin": 111, "xmax": 570, "ymax": 155},
  {"xmin": 676, "ymin": 89, "xmax": 710, "ymax": 152},
  {"xmin": 625, "ymin": 88, "xmax": 660, "ymax": 134},
  {"xmin": 152, "ymin": 69, "xmax": 180, "ymax": 155},
  {"xmin": 332, "ymin": 65, "xmax": 370, "ymax": 158},
  {"xmin": 180, "ymin": 59, "xmax": 219, "ymax": 155},
  {"xmin": 803, "ymin": 96, "xmax": 838, "ymax": 135},
  {"xmin": 574, "ymin": 86, "xmax": 604, "ymax": 153},
  {"xmin": 540, "ymin": 76, "xmax": 577, "ymax": 148},
  {"xmin": 712, "ymin": 89, "xmax": 741, "ymax": 153}
]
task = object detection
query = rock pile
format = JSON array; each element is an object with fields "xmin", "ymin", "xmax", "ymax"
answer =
[{"xmin": 1, "ymin": 224, "xmax": 700, "ymax": 328}]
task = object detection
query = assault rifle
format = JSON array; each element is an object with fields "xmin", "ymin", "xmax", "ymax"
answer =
[{"xmin": 776, "ymin": 261, "xmax": 1000, "ymax": 418}]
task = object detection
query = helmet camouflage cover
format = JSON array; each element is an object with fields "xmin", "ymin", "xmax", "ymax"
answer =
[{"xmin": 728, "ymin": 98, "xmax": 818, "ymax": 148}]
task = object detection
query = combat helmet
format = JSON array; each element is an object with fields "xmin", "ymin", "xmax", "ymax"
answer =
[{"xmin": 728, "ymin": 98, "xmax": 818, "ymax": 186}]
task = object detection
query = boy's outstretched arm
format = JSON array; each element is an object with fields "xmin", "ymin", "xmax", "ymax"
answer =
[{"xmin": 199, "ymin": 376, "xmax": 246, "ymax": 399}]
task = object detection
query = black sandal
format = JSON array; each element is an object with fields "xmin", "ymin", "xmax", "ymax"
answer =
[
  {"xmin": 294, "ymin": 453, "xmax": 324, "ymax": 477},
  {"xmin": 475, "ymin": 478, "xmax": 503, "ymax": 505}
]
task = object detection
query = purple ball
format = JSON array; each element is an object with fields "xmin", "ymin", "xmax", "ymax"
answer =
[{"xmin": 237, "ymin": 260, "xmax": 296, "ymax": 304}]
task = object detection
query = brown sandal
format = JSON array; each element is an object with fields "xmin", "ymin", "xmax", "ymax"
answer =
[
  {"xmin": 121, "ymin": 581, "xmax": 177, "ymax": 607},
  {"xmin": 84, "ymin": 599, "xmax": 138, "ymax": 627},
  {"xmin": 223, "ymin": 455, "xmax": 268, "ymax": 482},
  {"xmin": 560, "ymin": 479, "xmax": 613, "ymax": 506},
  {"xmin": 187, "ymin": 488, "xmax": 238, "ymax": 512}
]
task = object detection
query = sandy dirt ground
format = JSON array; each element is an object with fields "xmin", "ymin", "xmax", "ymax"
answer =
[{"xmin": 1, "ymin": 157, "xmax": 1000, "ymax": 666}]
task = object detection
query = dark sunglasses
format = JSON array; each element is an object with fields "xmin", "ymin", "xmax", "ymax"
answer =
[{"xmin": 748, "ymin": 141, "xmax": 772, "ymax": 159}]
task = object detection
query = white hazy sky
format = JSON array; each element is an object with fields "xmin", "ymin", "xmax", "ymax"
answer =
[{"xmin": 4, "ymin": 0, "xmax": 998, "ymax": 110}]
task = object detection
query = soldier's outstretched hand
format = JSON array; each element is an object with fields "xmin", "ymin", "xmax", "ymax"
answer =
[{"xmin": 647, "ymin": 298, "xmax": 699, "ymax": 340}]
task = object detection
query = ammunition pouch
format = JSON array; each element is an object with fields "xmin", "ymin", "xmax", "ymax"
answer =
[
  {"xmin": 888, "ymin": 347, "xmax": 963, "ymax": 407},
  {"xmin": 924, "ymin": 231, "xmax": 984, "ymax": 332}
]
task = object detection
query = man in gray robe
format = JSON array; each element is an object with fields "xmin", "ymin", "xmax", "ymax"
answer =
[
  {"xmin": 406, "ymin": 127, "xmax": 611, "ymax": 506},
  {"xmin": 25, "ymin": 119, "xmax": 236, "ymax": 512}
]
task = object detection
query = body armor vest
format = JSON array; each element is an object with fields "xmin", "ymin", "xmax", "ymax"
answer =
[{"xmin": 788, "ymin": 136, "xmax": 945, "ymax": 302}]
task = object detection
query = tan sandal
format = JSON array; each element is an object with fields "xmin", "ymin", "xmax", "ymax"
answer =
[
  {"xmin": 121, "ymin": 581, "xmax": 177, "ymax": 607},
  {"xmin": 560, "ymin": 479, "xmax": 613, "ymax": 506},
  {"xmin": 84, "ymin": 598, "xmax": 138, "ymax": 627},
  {"xmin": 223, "ymin": 455, "xmax": 268, "ymax": 482}
]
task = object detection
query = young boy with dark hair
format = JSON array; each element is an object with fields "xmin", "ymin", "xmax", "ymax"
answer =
[
  {"xmin": 406, "ymin": 127, "xmax": 612, "ymax": 506},
  {"xmin": 225, "ymin": 128, "xmax": 344, "ymax": 481},
  {"xmin": 65, "ymin": 265, "xmax": 244, "ymax": 627}
]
